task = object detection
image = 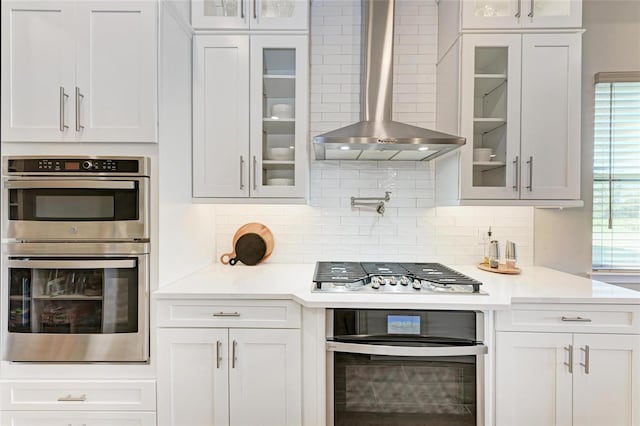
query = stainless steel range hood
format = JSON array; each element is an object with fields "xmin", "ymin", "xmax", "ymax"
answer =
[{"xmin": 313, "ymin": 0, "xmax": 465, "ymax": 161}]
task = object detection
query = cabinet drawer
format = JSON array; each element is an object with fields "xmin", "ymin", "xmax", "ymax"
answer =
[
  {"xmin": 0, "ymin": 380, "xmax": 156, "ymax": 411},
  {"xmin": 0, "ymin": 411, "xmax": 156, "ymax": 425},
  {"xmin": 157, "ymin": 299, "xmax": 301, "ymax": 328},
  {"xmin": 495, "ymin": 304, "xmax": 640, "ymax": 334}
]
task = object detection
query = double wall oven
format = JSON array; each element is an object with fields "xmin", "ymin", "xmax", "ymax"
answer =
[{"xmin": 2, "ymin": 156, "xmax": 150, "ymax": 362}]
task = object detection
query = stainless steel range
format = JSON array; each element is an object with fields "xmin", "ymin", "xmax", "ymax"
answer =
[{"xmin": 313, "ymin": 262, "xmax": 485, "ymax": 294}]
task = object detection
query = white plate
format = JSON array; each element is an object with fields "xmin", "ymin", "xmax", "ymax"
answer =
[{"xmin": 267, "ymin": 178, "xmax": 294, "ymax": 186}]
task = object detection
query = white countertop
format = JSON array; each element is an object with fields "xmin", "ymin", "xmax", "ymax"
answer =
[{"xmin": 154, "ymin": 263, "xmax": 640, "ymax": 309}]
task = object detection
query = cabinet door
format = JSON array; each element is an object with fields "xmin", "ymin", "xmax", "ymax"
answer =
[
  {"xmin": 229, "ymin": 329, "xmax": 301, "ymax": 426},
  {"xmin": 157, "ymin": 328, "xmax": 229, "ymax": 426},
  {"xmin": 520, "ymin": 33, "xmax": 581, "ymax": 199},
  {"xmin": 460, "ymin": 34, "xmax": 521, "ymax": 200},
  {"xmin": 521, "ymin": 0, "xmax": 582, "ymax": 28},
  {"xmin": 573, "ymin": 334, "xmax": 640, "ymax": 426},
  {"xmin": 461, "ymin": 0, "xmax": 521, "ymax": 29},
  {"xmin": 74, "ymin": 1, "xmax": 157, "ymax": 143},
  {"xmin": 192, "ymin": 0, "xmax": 249, "ymax": 30},
  {"xmin": 495, "ymin": 332, "xmax": 573, "ymax": 426},
  {"xmin": 251, "ymin": 0, "xmax": 309, "ymax": 30},
  {"xmin": 193, "ymin": 35, "xmax": 250, "ymax": 198},
  {"xmin": 249, "ymin": 35, "xmax": 308, "ymax": 199},
  {"xmin": 0, "ymin": 1, "xmax": 75, "ymax": 142},
  {"xmin": 0, "ymin": 412, "xmax": 156, "ymax": 426}
]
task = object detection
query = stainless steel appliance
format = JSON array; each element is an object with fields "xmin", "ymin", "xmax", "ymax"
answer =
[
  {"xmin": 2, "ymin": 156, "xmax": 149, "ymax": 241},
  {"xmin": 3, "ymin": 242, "xmax": 149, "ymax": 362},
  {"xmin": 2, "ymin": 156, "xmax": 150, "ymax": 362},
  {"xmin": 326, "ymin": 308, "xmax": 487, "ymax": 426},
  {"xmin": 313, "ymin": 262, "xmax": 485, "ymax": 294}
]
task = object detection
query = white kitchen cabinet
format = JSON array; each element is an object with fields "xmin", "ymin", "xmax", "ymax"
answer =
[
  {"xmin": 436, "ymin": 32, "xmax": 582, "ymax": 205},
  {"xmin": 157, "ymin": 328, "xmax": 301, "ymax": 426},
  {"xmin": 0, "ymin": 1, "xmax": 157, "ymax": 143},
  {"xmin": 0, "ymin": 411, "xmax": 156, "ymax": 426},
  {"xmin": 461, "ymin": 0, "xmax": 582, "ymax": 29},
  {"xmin": 191, "ymin": 0, "xmax": 308, "ymax": 30},
  {"xmin": 193, "ymin": 34, "xmax": 308, "ymax": 200},
  {"xmin": 495, "ymin": 306, "xmax": 640, "ymax": 426}
]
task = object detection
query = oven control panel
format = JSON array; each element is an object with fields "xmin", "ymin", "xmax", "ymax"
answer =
[{"xmin": 5, "ymin": 157, "xmax": 145, "ymax": 174}]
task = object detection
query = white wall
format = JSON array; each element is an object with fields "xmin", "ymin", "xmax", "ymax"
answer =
[
  {"xmin": 534, "ymin": 0, "xmax": 640, "ymax": 276},
  {"xmin": 213, "ymin": 0, "xmax": 535, "ymax": 266}
]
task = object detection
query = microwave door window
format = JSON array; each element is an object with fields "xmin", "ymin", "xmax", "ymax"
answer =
[{"xmin": 35, "ymin": 195, "xmax": 114, "ymax": 219}]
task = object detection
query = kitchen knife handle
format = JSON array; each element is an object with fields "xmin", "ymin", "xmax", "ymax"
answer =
[
  {"xmin": 513, "ymin": 156, "xmax": 519, "ymax": 191},
  {"xmin": 580, "ymin": 345, "xmax": 590, "ymax": 374},
  {"xmin": 232, "ymin": 340, "xmax": 237, "ymax": 368},
  {"xmin": 240, "ymin": 155, "xmax": 245, "ymax": 189},
  {"xmin": 75, "ymin": 87, "xmax": 84, "ymax": 131},
  {"xmin": 564, "ymin": 345, "xmax": 573, "ymax": 373},
  {"xmin": 59, "ymin": 87, "xmax": 69, "ymax": 131}
]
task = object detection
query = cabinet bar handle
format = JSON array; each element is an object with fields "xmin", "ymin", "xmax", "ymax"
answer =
[
  {"xmin": 253, "ymin": 0, "xmax": 257, "ymax": 19},
  {"xmin": 564, "ymin": 345, "xmax": 573, "ymax": 373},
  {"xmin": 561, "ymin": 316, "xmax": 592, "ymax": 322},
  {"xmin": 515, "ymin": 0, "xmax": 521, "ymax": 18},
  {"xmin": 526, "ymin": 156, "xmax": 533, "ymax": 191},
  {"xmin": 513, "ymin": 156, "xmax": 519, "ymax": 191},
  {"xmin": 253, "ymin": 155, "xmax": 257, "ymax": 190},
  {"xmin": 232, "ymin": 340, "xmax": 237, "ymax": 368},
  {"xmin": 59, "ymin": 87, "xmax": 69, "ymax": 131},
  {"xmin": 57, "ymin": 394, "xmax": 86, "ymax": 402},
  {"xmin": 528, "ymin": 0, "xmax": 534, "ymax": 17},
  {"xmin": 240, "ymin": 0, "xmax": 244, "ymax": 18},
  {"xmin": 580, "ymin": 345, "xmax": 590, "ymax": 374},
  {"xmin": 212, "ymin": 312, "xmax": 240, "ymax": 317},
  {"xmin": 75, "ymin": 87, "xmax": 84, "ymax": 131},
  {"xmin": 240, "ymin": 156, "xmax": 245, "ymax": 189},
  {"xmin": 216, "ymin": 340, "xmax": 222, "ymax": 369}
]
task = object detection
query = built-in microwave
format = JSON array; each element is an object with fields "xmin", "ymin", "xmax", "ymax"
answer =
[{"xmin": 2, "ymin": 156, "xmax": 149, "ymax": 241}]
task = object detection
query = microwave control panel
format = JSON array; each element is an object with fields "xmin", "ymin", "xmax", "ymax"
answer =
[{"xmin": 6, "ymin": 157, "xmax": 143, "ymax": 174}]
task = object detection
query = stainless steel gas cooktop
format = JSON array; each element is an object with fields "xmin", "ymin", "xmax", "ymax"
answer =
[{"xmin": 312, "ymin": 262, "xmax": 486, "ymax": 294}]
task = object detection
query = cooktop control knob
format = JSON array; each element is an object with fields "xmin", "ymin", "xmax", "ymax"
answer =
[
  {"xmin": 412, "ymin": 280, "xmax": 422, "ymax": 290},
  {"xmin": 371, "ymin": 279, "xmax": 380, "ymax": 289},
  {"xmin": 378, "ymin": 276, "xmax": 386, "ymax": 285},
  {"xmin": 400, "ymin": 276, "xmax": 410, "ymax": 286},
  {"xmin": 388, "ymin": 277, "xmax": 397, "ymax": 286}
]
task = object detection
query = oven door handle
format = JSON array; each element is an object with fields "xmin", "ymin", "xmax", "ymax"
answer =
[
  {"xmin": 4, "ymin": 180, "xmax": 135, "ymax": 190},
  {"xmin": 7, "ymin": 259, "xmax": 136, "ymax": 269},
  {"xmin": 326, "ymin": 341, "xmax": 488, "ymax": 357}
]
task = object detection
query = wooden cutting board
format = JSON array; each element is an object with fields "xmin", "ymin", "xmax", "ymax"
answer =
[{"xmin": 477, "ymin": 263, "xmax": 521, "ymax": 274}]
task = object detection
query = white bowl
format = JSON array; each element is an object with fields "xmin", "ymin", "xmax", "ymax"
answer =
[
  {"xmin": 267, "ymin": 178, "xmax": 294, "ymax": 186},
  {"xmin": 473, "ymin": 148, "xmax": 495, "ymax": 162},
  {"xmin": 268, "ymin": 147, "xmax": 295, "ymax": 161},
  {"xmin": 271, "ymin": 104, "xmax": 294, "ymax": 119}
]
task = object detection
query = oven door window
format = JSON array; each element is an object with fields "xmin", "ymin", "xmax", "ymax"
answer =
[
  {"xmin": 8, "ymin": 259, "xmax": 138, "ymax": 334},
  {"xmin": 8, "ymin": 187, "xmax": 138, "ymax": 221},
  {"xmin": 333, "ymin": 352, "xmax": 477, "ymax": 426}
]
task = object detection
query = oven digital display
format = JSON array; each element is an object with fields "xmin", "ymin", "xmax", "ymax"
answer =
[
  {"xmin": 387, "ymin": 315, "xmax": 420, "ymax": 335},
  {"xmin": 65, "ymin": 162, "xmax": 80, "ymax": 170}
]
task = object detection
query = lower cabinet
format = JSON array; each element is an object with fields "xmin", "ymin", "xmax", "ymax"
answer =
[
  {"xmin": 496, "ymin": 312, "xmax": 640, "ymax": 426},
  {"xmin": 157, "ymin": 327, "xmax": 301, "ymax": 426},
  {"xmin": 0, "ymin": 411, "xmax": 156, "ymax": 426}
]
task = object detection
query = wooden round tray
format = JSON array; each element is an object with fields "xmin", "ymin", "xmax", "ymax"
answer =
[{"xmin": 477, "ymin": 262, "xmax": 521, "ymax": 275}]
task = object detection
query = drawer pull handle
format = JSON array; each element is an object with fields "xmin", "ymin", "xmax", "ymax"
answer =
[
  {"xmin": 57, "ymin": 394, "xmax": 86, "ymax": 402},
  {"xmin": 561, "ymin": 316, "xmax": 592, "ymax": 322},
  {"xmin": 564, "ymin": 345, "xmax": 573, "ymax": 374},
  {"xmin": 580, "ymin": 345, "xmax": 590, "ymax": 374},
  {"xmin": 213, "ymin": 312, "xmax": 240, "ymax": 317}
]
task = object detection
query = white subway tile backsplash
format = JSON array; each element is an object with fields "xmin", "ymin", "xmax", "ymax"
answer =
[{"xmin": 213, "ymin": 0, "xmax": 535, "ymax": 267}]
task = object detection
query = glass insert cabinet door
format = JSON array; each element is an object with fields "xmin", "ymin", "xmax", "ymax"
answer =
[
  {"xmin": 8, "ymin": 258, "xmax": 140, "ymax": 335},
  {"xmin": 462, "ymin": 0, "xmax": 581, "ymax": 28},
  {"xmin": 250, "ymin": 36, "xmax": 308, "ymax": 198},
  {"xmin": 192, "ymin": 0, "xmax": 308, "ymax": 30}
]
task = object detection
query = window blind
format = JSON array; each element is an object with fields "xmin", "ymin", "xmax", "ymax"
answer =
[{"xmin": 592, "ymin": 75, "xmax": 640, "ymax": 270}]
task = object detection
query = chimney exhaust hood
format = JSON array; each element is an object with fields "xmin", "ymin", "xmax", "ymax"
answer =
[{"xmin": 313, "ymin": 0, "xmax": 465, "ymax": 161}]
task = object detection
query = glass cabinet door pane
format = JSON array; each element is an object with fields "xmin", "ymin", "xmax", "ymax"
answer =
[
  {"xmin": 8, "ymin": 260, "xmax": 138, "ymax": 334},
  {"xmin": 472, "ymin": 0, "xmax": 512, "ymax": 17},
  {"xmin": 262, "ymin": 48, "xmax": 296, "ymax": 188},
  {"xmin": 261, "ymin": 0, "xmax": 296, "ymax": 18},
  {"xmin": 533, "ymin": 0, "xmax": 571, "ymax": 17},
  {"xmin": 203, "ymin": 0, "xmax": 240, "ymax": 17}
]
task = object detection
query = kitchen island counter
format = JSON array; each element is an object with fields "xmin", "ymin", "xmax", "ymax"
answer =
[{"xmin": 154, "ymin": 263, "xmax": 640, "ymax": 309}]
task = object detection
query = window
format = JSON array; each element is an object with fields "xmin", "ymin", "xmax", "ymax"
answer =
[{"xmin": 592, "ymin": 72, "xmax": 640, "ymax": 270}]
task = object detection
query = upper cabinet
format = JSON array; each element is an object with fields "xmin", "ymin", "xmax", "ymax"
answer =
[
  {"xmin": 191, "ymin": 0, "xmax": 309, "ymax": 30},
  {"xmin": 462, "ymin": 0, "xmax": 582, "ymax": 29},
  {"xmin": 1, "ymin": 1, "xmax": 158, "ymax": 143},
  {"xmin": 192, "ymin": 35, "xmax": 308, "ymax": 200}
]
